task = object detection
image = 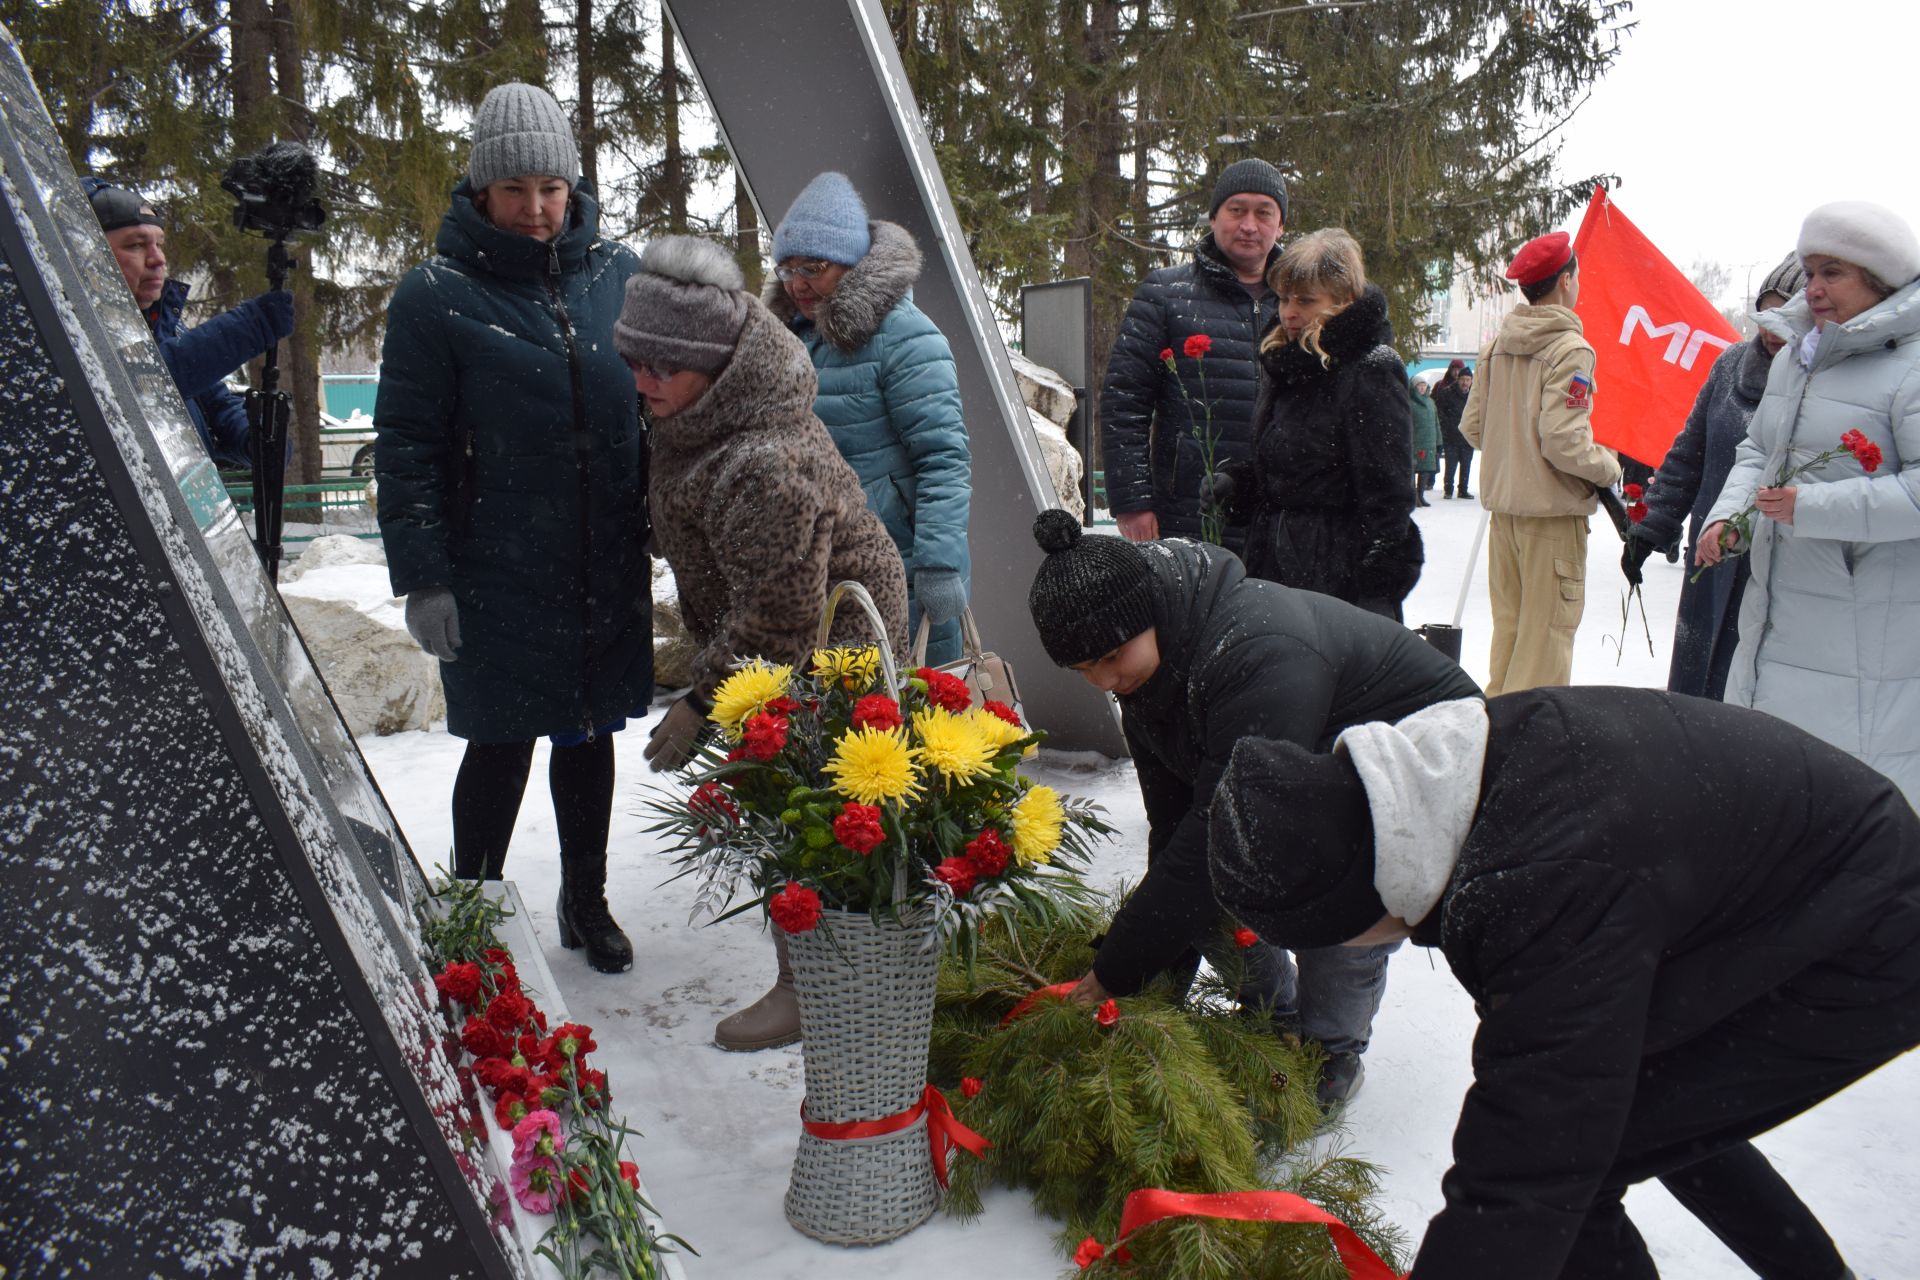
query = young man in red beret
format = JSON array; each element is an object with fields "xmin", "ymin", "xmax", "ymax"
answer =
[{"xmin": 1459, "ymin": 232, "xmax": 1620, "ymax": 694}]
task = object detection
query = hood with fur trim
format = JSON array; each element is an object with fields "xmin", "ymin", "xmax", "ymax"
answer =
[{"xmin": 766, "ymin": 219, "xmax": 922, "ymax": 352}]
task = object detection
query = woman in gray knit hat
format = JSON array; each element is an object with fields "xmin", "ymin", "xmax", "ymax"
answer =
[
  {"xmin": 374, "ymin": 82, "xmax": 651, "ymax": 977},
  {"xmin": 1620, "ymin": 252, "xmax": 1804, "ymax": 699},
  {"xmin": 616, "ymin": 234, "xmax": 908, "ymax": 1051}
]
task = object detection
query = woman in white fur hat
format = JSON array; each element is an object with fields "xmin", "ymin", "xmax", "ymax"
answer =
[{"xmin": 1696, "ymin": 200, "xmax": 1920, "ymax": 808}]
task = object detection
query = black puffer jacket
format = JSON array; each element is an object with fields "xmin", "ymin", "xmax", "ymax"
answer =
[
  {"xmin": 1096, "ymin": 539, "xmax": 1480, "ymax": 996},
  {"xmin": 1408, "ymin": 686, "xmax": 1920, "ymax": 1280},
  {"xmin": 1232, "ymin": 285, "xmax": 1421, "ymax": 613},
  {"xmin": 1098, "ymin": 236, "xmax": 1280, "ymax": 546},
  {"xmin": 1432, "ymin": 378, "xmax": 1472, "ymax": 459}
]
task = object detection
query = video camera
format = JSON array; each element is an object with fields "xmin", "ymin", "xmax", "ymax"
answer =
[{"xmin": 220, "ymin": 140, "xmax": 325, "ymax": 243}]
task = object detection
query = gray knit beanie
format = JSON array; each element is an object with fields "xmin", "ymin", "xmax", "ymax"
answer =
[
  {"xmin": 1755, "ymin": 252, "xmax": 1807, "ymax": 309},
  {"xmin": 469, "ymin": 83, "xmax": 580, "ymax": 191},
  {"xmin": 1209, "ymin": 158, "xmax": 1290, "ymax": 222},
  {"xmin": 1027, "ymin": 510, "xmax": 1157, "ymax": 666},
  {"xmin": 614, "ymin": 237, "xmax": 749, "ymax": 377}
]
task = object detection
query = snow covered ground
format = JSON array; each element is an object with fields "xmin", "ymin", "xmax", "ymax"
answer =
[{"xmin": 358, "ymin": 496, "xmax": 1920, "ymax": 1278}]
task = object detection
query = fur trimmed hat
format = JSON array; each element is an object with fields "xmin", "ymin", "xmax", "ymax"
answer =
[
  {"xmin": 1026, "ymin": 510, "xmax": 1156, "ymax": 667},
  {"xmin": 772, "ymin": 171, "xmax": 872, "ymax": 267},
  {"xmin": 1798, "ymin": 201, "xmax": 1920, "ymax": 290},
  {"xmin": 614, "ymin": 237, "xmax": 749, "ymax": 377},
  {"xmin": 469, "ymin": 83, "xmax": 580, "ymax": 191},
  {"xmin": 1207, "ymin": 737, "xmax": 1385, "ymax": 950}
]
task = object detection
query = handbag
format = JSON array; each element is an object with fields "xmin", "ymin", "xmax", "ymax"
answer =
[{"xmin": 910, "ymin": 608, "xmax": 1025, "ymax": 722}]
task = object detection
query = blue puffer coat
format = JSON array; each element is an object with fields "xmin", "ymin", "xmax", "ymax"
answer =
[
  {"xmin": 766, "ymin": 220, "xmax": 971, "ymax": 665},
  {"xmin": 374, "ymin": 178, "xmax": 652, "ymax": 744},
  {"xmin": 145, "ymin": 279, "xmax": 271, "ymax": 470}
]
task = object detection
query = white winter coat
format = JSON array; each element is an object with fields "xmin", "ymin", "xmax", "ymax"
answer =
[{"xmin": 1705, "ymin": 278, "xmax": 1920, "ymax": 807}]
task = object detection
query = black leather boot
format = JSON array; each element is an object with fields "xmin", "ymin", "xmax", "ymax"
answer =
[{"xmin": 557, "ymin": 852, "xmax": 633, "ymax": 974}]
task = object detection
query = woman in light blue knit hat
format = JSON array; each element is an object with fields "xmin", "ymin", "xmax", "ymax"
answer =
[
  {"xmin": 375, "ymin": 82, "xmax": 650, "ymax": 979},
  {"xmin": 767, "ymin": 171, "xmax": 973, "ymax": 669}
]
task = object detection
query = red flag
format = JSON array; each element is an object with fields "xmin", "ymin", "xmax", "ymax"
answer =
[{"xmin": 1571, "ymin": 186, "xmax": 1740, "ymax": 469}]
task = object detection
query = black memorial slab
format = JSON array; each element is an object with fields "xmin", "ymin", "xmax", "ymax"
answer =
[{"xmin": 0, "ymin": 25, "xmax": 519, "ymax": 1278}]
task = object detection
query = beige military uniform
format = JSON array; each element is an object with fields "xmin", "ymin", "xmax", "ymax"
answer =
[{"xmin": 1460, "ymin": 304, "xmax": 1621, "ymax": 695}]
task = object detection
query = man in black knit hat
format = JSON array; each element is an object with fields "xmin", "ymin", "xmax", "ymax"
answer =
[
  {"xmin": 1098, "ymin": 158, "xmax": 1290, "ymax": 550},
  {"xmin": 1025, "ymin": 508, "xmax": 1478, "ymax": 1106},
  {"xmin": 1208, "ymin": 685, "xmax": 1920, "ymax": 1280}
]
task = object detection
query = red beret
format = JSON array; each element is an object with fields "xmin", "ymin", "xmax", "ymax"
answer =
[{"xmin": 1505, "ymin": 231, "xmax": 1573, "ymax": 286}]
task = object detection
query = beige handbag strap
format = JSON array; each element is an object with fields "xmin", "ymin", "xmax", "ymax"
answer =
[
  {"xmin": 910, "ymin": 607, "xmax": 988, "ymax": 667},
  {"xmin": 815, "ymin": 581, "xmax": 901, "ymax": 699}
]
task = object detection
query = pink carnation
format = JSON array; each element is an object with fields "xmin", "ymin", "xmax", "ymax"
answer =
[{"xmin": 511, "ymin": 1108, "xmax": 565, "ymax": 1163}]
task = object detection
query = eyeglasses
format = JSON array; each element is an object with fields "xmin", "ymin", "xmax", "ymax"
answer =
[
  {"xmin": 774, "ymin": 259, "xmax": 834, "ymax": 282},
  {"xmin": 628, "ymin": 359, "xmax": 677, "ymax": 382}
]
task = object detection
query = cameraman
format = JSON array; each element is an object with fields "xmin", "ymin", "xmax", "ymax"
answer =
[{"xmin": 83, "ymin": 177, "xmax": 293, "ymax": 470}]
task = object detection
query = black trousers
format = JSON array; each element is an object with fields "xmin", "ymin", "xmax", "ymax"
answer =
[
  {"xmin": 450, "ymin": 735, "xmax": 615, "ymax": 880},
  {"xmin": 1442, "ymin": 447, "xmax": 1472, "ymax": 493},
  {"xmin": 1556, "ymin": 943, "xmax": 1920, "ymax": 1279}
]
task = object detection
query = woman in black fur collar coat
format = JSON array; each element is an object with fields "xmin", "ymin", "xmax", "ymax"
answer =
[{"xmin": 1227, "ymin": 230, "xmax": 1422, "ymax": 620}]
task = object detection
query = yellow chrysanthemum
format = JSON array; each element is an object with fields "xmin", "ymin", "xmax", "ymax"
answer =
[
  {"xmin": 911, "ymin": 707, "xmax": 998, "ymax": 786},
  {"xmin": 968, "ymin": 707, "xmax": 1028, "ymax": 756},
  {"xmin": 811, "ymin": 646, "xmax": 881, "ymax": 693},
  {"xmin": 1009, "ymin": 785, "xmax": 1065, "ymax": 866},
  {"xmin": 824, "ymin": 726, "xmax": 922, "ymax": 806},
  {"xmin": 709, "ymin": 661, "xmax": 792, "ymax": 738}
]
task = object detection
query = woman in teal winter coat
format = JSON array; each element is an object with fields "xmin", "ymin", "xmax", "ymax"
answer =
[
  {"xmin": 1409, "ymin": 377, "xmax": 1440, "ymax": 506},
  {"xmin": 766, "ymin": 172, "xmax": 972, "ymax": 665},
  {"xmin": 375, "ymin": 84, "xmax": 651, "ymax": 976}
]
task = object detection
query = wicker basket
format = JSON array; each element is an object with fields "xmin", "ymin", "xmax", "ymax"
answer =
[{"xmin": 782, "ymin": 908, "xmax": 944, "ymax": 1245}]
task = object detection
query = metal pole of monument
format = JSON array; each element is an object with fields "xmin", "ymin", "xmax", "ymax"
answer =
[{"xmin": 246, "ymin": 237, "xmax": 293, "ymax": 584}]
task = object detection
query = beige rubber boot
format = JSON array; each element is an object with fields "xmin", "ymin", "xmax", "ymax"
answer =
[{"xmin": 713, "ymin": 931, "xmax": 801, "ymax": 1051}]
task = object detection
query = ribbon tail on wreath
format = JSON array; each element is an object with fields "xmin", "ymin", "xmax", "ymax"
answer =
[
  {"xmin": 1079, "ymin": 1187, "xmax": 1403, "ymax": 1278},
  {"xmin": 921, "ymin": 1084, "xmax": 991, "ymax": 1189}
]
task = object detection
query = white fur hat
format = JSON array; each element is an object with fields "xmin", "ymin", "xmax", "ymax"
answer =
[{"xmin": 1798, "ymin": 201, "xmax": 1920, "ymax": 290}]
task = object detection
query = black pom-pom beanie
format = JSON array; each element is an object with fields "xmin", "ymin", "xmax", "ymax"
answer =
[{"xmin": 1027, "ymin": 509, "xmax": 1157, "ymax": 666}]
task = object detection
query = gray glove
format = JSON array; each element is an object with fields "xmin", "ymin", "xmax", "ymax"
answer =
[
  {"xmin": 1199, "ymin": 470, "xmax": 1235, "ymax": 507},
  {"xmin": 644, "ymin": 694, "xmax": 710, "ymax": 773},
  {"xmin": 404, "ymin": 587, "xmax": 461, "ymax": 662},
  {"xmin": 914, "ymin": 568, "xmax": 968, "ymax": 626}
]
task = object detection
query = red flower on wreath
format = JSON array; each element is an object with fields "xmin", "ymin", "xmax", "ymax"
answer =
[
  {"xmin": 1841, "ymin": 428, "xmax": 1883, "ymax": 473},
  {"xmin": 960, "ymin": 1076, "xmax": 984, "ymax": 1100},
  {"xmin": 833, "ymin": 802, "xmax": 887, "ymax": 854},
  {"xmin": 933, "ymin": 856, "xmax": 978, "ymax": 897},
  {"xmin": 1095, "ymin": 998, "xmax": 1120, "ymax": 1028},
  {"xmin": 1183, "ymin": 332, "xmax": 1213, "ymax": 360},
  {"xmin": 769, "ymin": 882, "xmax": 823, "ymax": 934},
  {"xmin": 982, "ymin": 699, "xmax": 1022, "ymax": 727},
  {"xmin": 767, "ymin": 695, "xmax": 802, "ymax": 715},
  {"xmin": 965, "ymin": 828, "xmax": 1011, "ymax": 878},
  {"xmin": 1075, "ymin": 1237, "xmax": 1106, "ymax": 1268},
  {"xmin": 916, "ymin": 666, "xmax": 972, "ymax": 712},
  {"xmin": 742, "ymin": 711, "xmax": 789, "ymax": 761},
  {"xmin": 852, "ymin": 693, "xmax": 904, "ymax": 732},
  {"xmin": 1233, "ymin": 926, "xmax": 1259, "ymax": 948},
  {"xmin": 434, "ymin": 961, "xmax": 483, "ymax": 1007}
]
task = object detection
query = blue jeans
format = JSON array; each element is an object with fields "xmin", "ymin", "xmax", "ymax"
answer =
[{"xmin": 1220, "ymin": 937, "xmax": 1399, "ymax": 1057}]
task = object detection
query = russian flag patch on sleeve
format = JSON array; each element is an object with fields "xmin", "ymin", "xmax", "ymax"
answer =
[{"xmin": 1566, "ymin": 372, "xmax": 1593, "ymax": 410}]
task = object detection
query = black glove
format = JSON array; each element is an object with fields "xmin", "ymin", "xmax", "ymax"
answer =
[{"xmin": 1621, "ymin": 531, "xmax": 1656, "ymax": 586}]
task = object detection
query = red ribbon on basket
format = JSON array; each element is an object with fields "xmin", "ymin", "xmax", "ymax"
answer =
[
  {"xmin": 999, "ymin": 980, "xmax": 1078, "ymax": 1026},
  {"xmin": 801, "ymin": 1083, "xmax": 990, "ymax": 1189},
  {"xmin": 1075, "ymin": 1188, "xmax": 1404, "ymax": 1276}
]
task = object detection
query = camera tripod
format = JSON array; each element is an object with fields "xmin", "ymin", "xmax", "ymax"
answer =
[{"xmin": 245, "ymin": 238, "xmax": 293, "ymax": 584}]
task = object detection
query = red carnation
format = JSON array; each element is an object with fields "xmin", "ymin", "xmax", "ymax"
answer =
[
  {"xmin": 1158, "ymin": 347, "xmax": 1175, "ymax": 365},
  {"xmin": 434, "ymin": 961, "xmax": 483, "ymax": 1007},
  {"xmin": 965, "ymin": 828, "xmax": 1011, "ymax": 878},
  {"xmin": 619, "ymin": 1160, "xmax": 641, "ymax": 1191},
  {"xmin": 1074, "ymin": 1237, "xmax": 1106, "ymax": 1268},
  {"xmin": 689, "ymin": 781, "xmax": 738, "ymax": 835},
  {"xmin": 578, "ymin": 1067, "xmax": 610, "ymax": 1111},
  {"xmin": 833, "ymin": 802, "xmax": 887, "ymax": 854},
  {"xmin": 1622, "ymin": 482, "xmax": 1644, "ymax": 502},
  {"xmin": 1628, "ymin": 501, "xmax": 1649, "ymax": 524},
  {"xmin": 933, "ymin": 856, "xmax": 978, "ymax": 897},
  {"xmin": 475, "ymin": 1057, "xmax": 532, "ymax": 1097},
  {"xmin": 742, "ymin": 711, "xmax": 789, "ymax": 761},
  {"xmin": 483, "ymin": 988, "xmax": 534, "ymax": 1035},
  {"xmin": 461, "ymin": 1015, "xmax": 511, "ymax": 1061},
  {"xmin": 982, "ymin": 699, "xmax": 1022, "ymax": 727},
  {"xmin": 960, "ymin": 1076, "xmax": 983, "ymax": 1100},
  {"xmin": 851, "ymin": 693, "xmax": 904, "ymax": 732},
  {"xmin": 915, "ymin": 666, "xmax": 972, "ymax": 712},
  {"xmin": 530, "ymin": 1073, "xmax": 568, "ymax": 1108},
  {"xmin": 1183, "ymin": 332, "xmax": 1213, "ymax": 359},
  {"xmin": 1233, "ymin": 926, "xmax": 1259, "ymax": 948},
  {"xmin": 494, "ymin": 1091, "xmax": 530, "ymax": 1129},
  {"xmin": 768, "ymin": 882, "xmax": 823, "ymax": 934},
  {"xmin": 1842, "ymin": 428, "xmax": 1883, "ymax": 473},
  {"xmin": 767, "ymin": 695, "xmax": 802, "ymax": 715},
  {"xmin": 552, "ymin": 1022, "xmax": 597, "ymax": 1059},
  {"xmin": 1095, "ymin": 998, "xmax": 1120, "ymax": 1028}
]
